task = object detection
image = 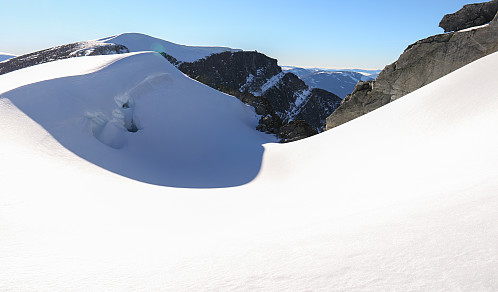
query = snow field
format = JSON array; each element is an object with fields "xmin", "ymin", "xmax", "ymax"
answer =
[{"xmin": 0, "ymin": 49, "xmax": 497, "ymax": 291}]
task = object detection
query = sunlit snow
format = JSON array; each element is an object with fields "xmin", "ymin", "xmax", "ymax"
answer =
[{"xmin": 1, "ymin": 47, "xmax": 497, "ymax": 291}]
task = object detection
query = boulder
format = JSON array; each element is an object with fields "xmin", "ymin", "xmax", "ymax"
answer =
[{"xmin": 439, "ymin": 0, "xmax": 498, "ymax": 32}]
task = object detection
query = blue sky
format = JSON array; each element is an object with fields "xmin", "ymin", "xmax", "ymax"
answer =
[{"xmin": 1, "ymin": 0, "xmax": 472, "ymax": 69}]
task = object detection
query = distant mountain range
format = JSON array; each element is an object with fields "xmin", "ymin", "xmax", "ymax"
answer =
[{"xmin": 282, "ymin": 66, "xmax": 380, "ymax": 98}]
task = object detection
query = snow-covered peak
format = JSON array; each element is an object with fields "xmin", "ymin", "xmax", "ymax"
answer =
[{"xmin": 96, "ymin": 33, "xmax": 241, "ymax": 63}]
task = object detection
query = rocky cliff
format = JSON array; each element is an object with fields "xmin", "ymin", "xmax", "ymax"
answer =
[
  {"xmin": 325, "ymin": 0, "xmax": 498, "ymax": 131},
  {"xmin": 163, "ymin": 51, "xmax": 342, "ymax": 141},
  {"xmin": 0, "ymin": 42, "xmax": 129, "ymax": 76}
]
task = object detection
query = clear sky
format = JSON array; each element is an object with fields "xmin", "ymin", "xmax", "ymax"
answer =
[{"xmin": 0, "ymin": 0, "xmax": 473, "ymax": 69}]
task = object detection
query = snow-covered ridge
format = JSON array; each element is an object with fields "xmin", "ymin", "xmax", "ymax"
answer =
[
  {"xmin": 0, "ymin": 52, "xmax": 16, "ymax": 63},
  {"xmin": 97, "ymin": 33, "xmax": 241, "ymax": 63},
  {"xmin": 0, "ymin": 41, "xmax": 129, "ymax": 76}
]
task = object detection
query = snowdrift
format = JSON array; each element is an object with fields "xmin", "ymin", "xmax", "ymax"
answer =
[
  {"xmin": 0, "ymin": 52, "xmax": 274, "ymax": 187},
  {"xmin": 97, "ymin": 33, "xmax": 241, "ymax": 62},
  {"xmin": 0, "ymin": 49, "xmax": 497, "ymax": 290}
]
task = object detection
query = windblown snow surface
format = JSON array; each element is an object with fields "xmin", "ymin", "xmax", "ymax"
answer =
[
  {"xmin": 1, "ymin": 51, "xmax": 498, "ymax": 291},
  {"xmin": 0, "ymin": 52, "xmax": 16, "ymax": 63},
  {"xmin": 97, "ymin": 33, "xmax": 240, "ymax": 62}
]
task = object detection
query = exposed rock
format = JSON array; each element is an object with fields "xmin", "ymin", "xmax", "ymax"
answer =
[
  {"xmin": 439, "ymin": 0, "xmax": 498, "ymax": 32},
  {"xmin": 223, "ymin": 89, "xmax": 274, "ymax": 116},
  {"xmin": 0, "ymin": 42, "xmax": 129, "ymax": 76},
  {"xmin": 325, "ymin": 6, "xmax": 498, "ymax": 131},
  {"xmin": 159, "ymin": 52, "xmax": 181, "ymax": 66},
  {"xmin": 256, "ymin": 114, "xmax": 283, "ymax": 134},
  {"xmin": 163, "ymin": 50, "xmax": 341, "ymax": 140},
  {"xmin": 294, "ymin": 88, "xmax": 342, "ymax": 131},
  {"xmin": 260, "ymin": 72, "xmax": 308, "ymax": 117},
  {"xmin": 324, "ymin": 81, "xmax": 379, "ymax": 130},
  {"xmin": 278, "ymin": 120, "xmax": 318, "ymax": 143}
]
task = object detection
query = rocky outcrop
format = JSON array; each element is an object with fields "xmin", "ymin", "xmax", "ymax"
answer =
[
  {"xmin": 164, "ymin": 50, "xmax": 342, "ymax": 141},
  {"xmin": 325, "ymin": 3, "xmax": 498, "ymax": 131},
  {"xmin": 439, "ymin": 0, "xmax": 498, "ymax": 32},
  {"xmin": 293, "ymin": 88, "xmax": 343, "ymax": 131},
  {"xmin": 325, "ymin": 81, "xmax": 379, "ymax": 130},
  {"xmin": 278, "ymin": 120, "xmax": 318, "ymax": 143},
  {"xmin": 0, "ymin": 42, "xmax": 129, "ymax": 76}
]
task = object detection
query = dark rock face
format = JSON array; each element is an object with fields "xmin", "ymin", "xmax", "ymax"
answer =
[
  {"xmin": 278, "ymin": 120, "xmax": 318, "ymax": 143},
  {"xmin": 177, "ymin": 51, "xmax": 281, "ymax": 93},
  {"xmin": 323, "ymin": 81, "xmax": 378, "ymax": 130},
  {"xmin": 295, "ymin": 88, "xmax": 342, "ymax": 131},
  {"xmin": 439, "ymin": 0, "xmax": 498, "ymax": 32},
  {"xmin": 0, "ymin": 42, "xmax": 129, "ymax": 76},
  {"xmin": 325, "ymin": 4, "xmax": 498, "ymax": 131},
  {"xmin": 256, "ymin": 114, "xmax": 283, "ymax": 134},
  {"xmin": 261, "ymin": 72, "xmax": 308, "ymax": 117},
  {"xmin": 165, "ymin": 51, "xmax": 341, "ymax": 141}
]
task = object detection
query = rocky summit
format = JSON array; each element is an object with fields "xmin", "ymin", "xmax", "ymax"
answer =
[{"xmin": 325, "ymin": 0, "xmax": 498, "ymax": 131}]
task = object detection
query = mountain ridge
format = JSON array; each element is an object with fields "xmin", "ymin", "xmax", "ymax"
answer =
[
  {"xmin": 163, "ymin": 50, "xmax": 342, "ymax": 141},
  {"xmin": 0, "ymin": 33, "xmax": 343, "ymax": 142}
]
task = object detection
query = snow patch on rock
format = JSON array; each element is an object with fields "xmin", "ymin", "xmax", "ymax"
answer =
[
  {"xmin": 286, "ymin": 88, "xmax": 312, "ymax": 120},
  {"xmin": 253, "ymin": 72, "xmax": 285, "ymax": 96}
]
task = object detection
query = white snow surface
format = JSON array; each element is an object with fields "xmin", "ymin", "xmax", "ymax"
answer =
[
  {"xmin": 97, "ymin": 33, "xmax": 241, "ymax": 62},
  {"xmin": 0, "ymin": 52, "xmax": 16, "ymax": 63},
  {"xmin": 1, "ymin": 50, "xmax": 498, "ymax": 291},
  {"xmin": 458, "ymin": 23, "xmax": 490, "ymax": 32}
]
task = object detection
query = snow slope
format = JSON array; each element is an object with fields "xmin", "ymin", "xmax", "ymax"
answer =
[
  {"xmin": 0, "ymin": 52, "xmax": 274, "ymax": 188},
  {"xmin": 0, "ymin": 52, "xmax": 16, "ymax": 63},
  {"xmin": 97, "ymin": 33, "xmax": 241, "ymax": 62},
  {"xmin": 1, "ymin": 50, "xmax": 498, "ymax": 291}
]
